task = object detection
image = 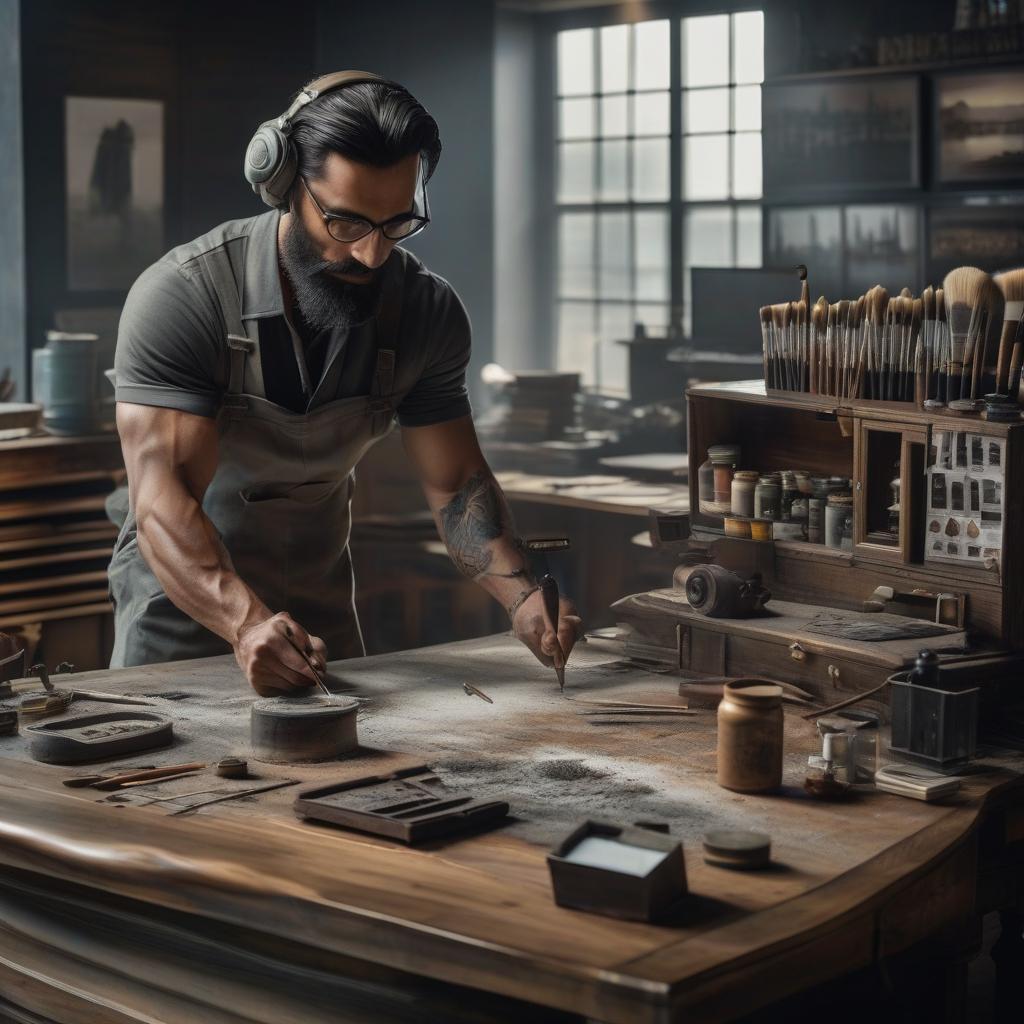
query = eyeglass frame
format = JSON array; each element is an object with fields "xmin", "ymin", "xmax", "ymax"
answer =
[{"xmin": 299, "ymin": 172, "xmax": 430, "ymax": 244}]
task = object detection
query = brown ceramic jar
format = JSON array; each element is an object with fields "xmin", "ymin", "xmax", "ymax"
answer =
[{"xmin": 717, "ymin": 680, "xmax": 784, "ymax": 793}]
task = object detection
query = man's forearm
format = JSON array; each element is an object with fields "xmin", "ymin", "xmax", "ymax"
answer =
[
  {"xmin": 135, "ymin": 487, "xmax": 271, "ymax": 645},
  {"xmin": 434, "ymin": 469, "xmax": 537, "ymax": 616}
]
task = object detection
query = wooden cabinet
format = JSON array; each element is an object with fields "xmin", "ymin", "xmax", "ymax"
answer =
[
  {"xmin": 0, "ymin": 433, "xmax": 123, "ymax": 669},
  {"xmin": 686, "ymin": 381, "xmax": 1024, "ymax": 647}
]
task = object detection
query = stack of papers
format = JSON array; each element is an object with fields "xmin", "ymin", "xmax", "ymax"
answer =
[{"xmin": 875, "ymin": 764, "xmax": 962, "ymax": 802}]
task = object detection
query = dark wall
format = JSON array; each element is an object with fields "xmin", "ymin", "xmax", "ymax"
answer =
[
  {"xmin": 315, "ymin": 0, "xmax": 496, "ymax": 405},
  {"xmin": 19, "ymin": 0, "xmax": 313, "ymax": 383},
  {"xmin": 0, "ymin": 0, "xmax": 25, "ymax": 398}
]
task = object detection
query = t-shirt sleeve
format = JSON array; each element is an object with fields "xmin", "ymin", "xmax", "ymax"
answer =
[
  {"xmin": 114, "ymin": 257, "xmax": 225, "ymax": 418},
  {"xmin": 396, "ymin": 280, "xmax": 473, "ymax": 428}
]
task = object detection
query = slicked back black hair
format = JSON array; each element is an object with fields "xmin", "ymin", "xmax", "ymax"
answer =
[{"xmin": 289, "ymin": 80, "xmax": 441, "ymax": 186}]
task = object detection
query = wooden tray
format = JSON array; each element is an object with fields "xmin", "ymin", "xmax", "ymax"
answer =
[
  {"xmin": 294, "ymin": 766, "xmax": 509, "ymax": 844},
  {"xmin": 27, "ymin": 710, "xmax": 173, "ymax": 765}
]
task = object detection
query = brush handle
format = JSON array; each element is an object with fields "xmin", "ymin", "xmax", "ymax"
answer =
[{"xmin": 995, "ymin": 317, "xmax": 1017, "ymax": 394}]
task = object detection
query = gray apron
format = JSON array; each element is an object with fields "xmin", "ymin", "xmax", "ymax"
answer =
[{"xmin": 109, "ymin": 246, "xmax": 405, "ymax": 667}]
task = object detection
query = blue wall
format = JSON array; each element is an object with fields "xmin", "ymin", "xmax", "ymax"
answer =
[{"xmin": 315, "ymin": 0, "xmax": 496, "ymax": 406}]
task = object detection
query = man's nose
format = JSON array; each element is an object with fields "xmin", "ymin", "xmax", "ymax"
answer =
[{"xmin": 350, "ymin": 228, "xmax": 391, "ymax": 270}]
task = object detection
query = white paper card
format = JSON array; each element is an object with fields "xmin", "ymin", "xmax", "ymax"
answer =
[{"xmin": 564, "ymin": 836, "xmax": 668, "ymax": 876}]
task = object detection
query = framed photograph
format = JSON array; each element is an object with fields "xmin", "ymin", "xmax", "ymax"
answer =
[
  {"xmin": 844, "ymin": 205, "xmax": 920, "ymax": 296},
  {"xmin": 927, "ymin": 203, "xmax": 1024, "ymax": 284},
  {"xmin": 764, "ymin": 206, "xmax": 843, "ymax": 299},
  {"xmin": 65, "ymin": 96, "xmax": 164, "ymax": 291},
  {"xmin": 936, "ymin": 71, "xmax": 1024, "ymax": 186},
  {"xmin": 763, "ymin": 78, "xmax": 920, "ymax": 196}
]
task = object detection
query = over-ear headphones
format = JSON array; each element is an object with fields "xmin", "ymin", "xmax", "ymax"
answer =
[{"xmin": 244, "ymin": 70, "xmax": 385, "ymax": 209}]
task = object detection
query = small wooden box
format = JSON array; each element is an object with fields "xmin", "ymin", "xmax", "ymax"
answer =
[{"xmin": 547, "ymin": 820, "xmax": 687, "ymax": 922}]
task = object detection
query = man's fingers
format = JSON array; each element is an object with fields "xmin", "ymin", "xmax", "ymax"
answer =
[{"xmin": 558, "ymin": 615, "xmax": 582, "ymax": 658}]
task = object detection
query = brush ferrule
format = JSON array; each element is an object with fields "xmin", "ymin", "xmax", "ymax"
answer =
[{"xmin": 1005, "ymin": 301, "xmax": 1024, "ymax": 321}]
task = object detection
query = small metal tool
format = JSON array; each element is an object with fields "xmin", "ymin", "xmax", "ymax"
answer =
[
  {"xmin": 463, "ymin": 682, "xmax": 494, "ymax": 704},
  {"xmin": 539, "ymin": 574, "xmax": 566, "ymax": 692},
  {"xmin": 283, "ymin": 625, "xmax": 332, "ymax": 698}
]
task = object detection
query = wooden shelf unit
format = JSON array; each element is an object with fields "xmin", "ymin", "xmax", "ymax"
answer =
[
  {"xmin": 687, "ymin": 381, "xmax": 1024, "ymax": 647},
  {"xmin": 0, "ymin": 433, "xmax": 123, "ymax": 666}
]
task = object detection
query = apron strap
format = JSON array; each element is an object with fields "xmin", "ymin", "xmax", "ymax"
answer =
[{"xmin": 201, "ymin": 249, "xmax": 264, "ymax": 411}]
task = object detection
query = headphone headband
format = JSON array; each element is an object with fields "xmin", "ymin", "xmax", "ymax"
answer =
[{"xmin": 277, "ymin": 70, "xmax": 385, "ymax": 129}]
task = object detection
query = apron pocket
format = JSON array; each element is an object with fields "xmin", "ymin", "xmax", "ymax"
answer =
[{"xmin": 240, "ymin": 479, "xmax": 343, "ymax": 506}]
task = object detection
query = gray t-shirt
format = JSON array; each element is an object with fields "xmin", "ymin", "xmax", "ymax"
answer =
[{"xmin": 114, "ymin": 210, "xmax": 472, "ymax": 426}]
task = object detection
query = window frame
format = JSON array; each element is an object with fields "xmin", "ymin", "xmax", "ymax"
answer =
[{"xmin": 548, "ymin": 2, "xmax": 764, "ymax": 391}]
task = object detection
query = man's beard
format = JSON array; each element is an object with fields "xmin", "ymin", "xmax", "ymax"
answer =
[{"xmin": 279, "ymin": 215, "xmax": 384, "ymax": 334}]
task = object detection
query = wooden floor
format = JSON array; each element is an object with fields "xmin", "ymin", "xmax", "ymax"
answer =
[{"xmin": 0, "ymin": 635, "xmax": 1021, "ymax": 1023}]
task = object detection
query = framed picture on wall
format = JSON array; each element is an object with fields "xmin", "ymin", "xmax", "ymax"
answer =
[
  {"xmin": 764, "ymin": 206, "xmax": 844, "ymax": 299},
  {"xmin": 844, "ymin": 205, "xmax": 920, "ymax": 296},
  {"xmin": 65, "ymin": 96, "xmax": 164, "ymax": 291},
  {"xmin": 927, "ymin": 203, "xmax": 1024, "ymax": 284},
  {"xmin": 936, "ymin": 71, "xmax": 1024, "ymax": 187},
  {"xmin": 763, "ymin": 78, "xmax": 920, "ymax": 197}
]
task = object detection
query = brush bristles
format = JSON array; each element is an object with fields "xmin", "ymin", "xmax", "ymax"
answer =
[
  {"xmin": 995, "ymin": 267, "xmax": 1024, "ymax": 305},
  {"xmin": 922, "ymin": 285, "xmax": 935, "ymax": 321},
  {"xmin": 937, "ymin": 289, "xmax": 945, "ymax": 322},
  {"xmin": 870, "ymin": 286, "xmax": 889, "ymax": 325}
]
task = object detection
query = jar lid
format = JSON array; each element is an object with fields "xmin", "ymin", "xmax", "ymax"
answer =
[
  {"xmin": 724, "ymin": 680, "xmax": 783, "ymax": 704},
  {"xmin": 733, "ymin": 470, "xmax": 760, "ymax": 481},
  {"xmin": 757, "ymin": 475, "xmax": 780, "ymax": 485},
  {"xmin": 827, "ymin": 492, "xmax": 853, "ymax": 506}
]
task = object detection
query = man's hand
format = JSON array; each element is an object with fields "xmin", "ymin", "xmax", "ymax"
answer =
[
  {"xmin": 234, "ymin": 611, "xmax": 328, "ymax": 697},
  {"xmin": 512, "ymin": 590, "xmax": 582, "ymax": 671}
]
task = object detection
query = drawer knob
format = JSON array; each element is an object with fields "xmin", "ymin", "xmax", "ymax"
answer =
[
  {"xmin": 828, "ymin": 664, "xmax": 841, "ymax": 684},
  {"xmin": 789, "ymin": 642, "xmax": 806, "ymax": 662}
]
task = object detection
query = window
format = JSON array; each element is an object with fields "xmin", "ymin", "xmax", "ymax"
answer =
[{"xmin": 555, "ymin": 11, "xmax": 763, "ymax": 392}]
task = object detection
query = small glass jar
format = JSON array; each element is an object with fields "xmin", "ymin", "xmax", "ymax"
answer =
[
  {"xmin": 698, "ymin": 458, "xmax": 715, "ymax": 514},
  {"xmin": 707, "ymin": 444, "xmax": 741, "ymax": 510},
  {"xmin": 807, "ymin": 477, "xmax": 830, "ymax": 543},
  {"xmin": 731, "ymin": 470, "xmax": 759, "ymax": 518},
  {"xmin": 780, "ymin": 471, "xmax": 800, "ymax": 522},
  {"xmin": 754, "ymin": 475, "xmax": 781, "ymax": 520},
  {"xmin": 826, "ymin": 493, "xmax": 854, "ymax": 550},
  {"xmin": 717, "ymin": 680, "xmax": 784, "ymax": 793}
]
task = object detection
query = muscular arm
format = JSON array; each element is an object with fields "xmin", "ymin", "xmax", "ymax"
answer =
[
  {"xmin": 402, "ymin": 415, "xmax": 580, "ymax": 665},
  {"xmin": 116, "ymin": 402, "xmax": 322, "ymax": 692}
]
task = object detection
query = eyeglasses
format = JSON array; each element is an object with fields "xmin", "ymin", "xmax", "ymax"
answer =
[{"xmin": 300, "ymin": 175, "xmax": 430, "ymax": 244}]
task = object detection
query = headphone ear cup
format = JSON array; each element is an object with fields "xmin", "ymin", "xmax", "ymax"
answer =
[{"xmin": 243, "ymin": 123, "xmax": 297, "ymax": 208}]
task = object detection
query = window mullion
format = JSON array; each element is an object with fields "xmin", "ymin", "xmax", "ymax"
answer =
[{"xmin": 670, "ymin": 14, "xmax": 683, "ymax": 338}]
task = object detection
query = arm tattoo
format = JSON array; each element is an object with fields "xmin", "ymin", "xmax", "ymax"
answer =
[{"xmin": 439, "ymin": 471, "xmax": 507, "ymax": 578}]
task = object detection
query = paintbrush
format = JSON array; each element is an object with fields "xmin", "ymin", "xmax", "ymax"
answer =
[
  {"xmin": 868, "ymin": 286, "xmax": 889, "ymax": 399},
  {"xmin": 759, "ymin": 305, "xmax": 774, "ymax": 388},
  {"xmin": 911, "ymin": 296, "xmax": 923, "ymax": 405},
  {"xmin": 995, "ymin": 268, "xmax": 1024, "ymax": 400},
  {"xmin": 943, "ymin": 266, "xmax": 993, "ymax": 403},
  {"xmin": 539, "ymin": 574, "xmax": 566, "ymax": 692},
  {"xmin": 935, "ymin": 287, "xmax": 947, "ymax": 403},
  {"xmin": 921, "ymin": 286, "xmax": 935, "ymax": 400}
]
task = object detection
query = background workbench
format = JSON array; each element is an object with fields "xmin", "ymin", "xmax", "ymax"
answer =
[{"xmin": 0, "ymin": 634, "xmax": 1021, "ymax": 1023}]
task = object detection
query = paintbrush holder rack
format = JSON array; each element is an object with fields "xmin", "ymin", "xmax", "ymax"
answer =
[{"xmin": 686, "ymin": 380, "xmax": 1024, "ymax": 648}]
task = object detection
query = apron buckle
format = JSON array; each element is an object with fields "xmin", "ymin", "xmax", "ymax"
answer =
[{"xmin": 226, "ymin": 334, "xmax": 255, "ymax": 353}]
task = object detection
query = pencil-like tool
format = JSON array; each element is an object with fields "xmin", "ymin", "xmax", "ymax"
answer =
[
  {"xmin": 463, "ymin": 682, "xmax": 494, "ymax": 704},
  {"xmin": 283, "ymin": 624, "xmax": 332, "ymax": 698},
  {"xmin": 539, "ymin": 573, "xmax": 566, "ymax": 692}
]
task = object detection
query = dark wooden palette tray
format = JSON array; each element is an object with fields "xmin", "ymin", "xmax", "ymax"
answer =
[
  {"xmin": 27, "ymin": 710, "xmax": 173, "ymax": 765},
  {"xmin": 294, "ymin": 765, "xmax": 509, "ymax": 844}
]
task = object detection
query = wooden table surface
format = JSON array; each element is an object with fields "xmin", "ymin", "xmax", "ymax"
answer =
[
  {"xmin": 495, "ymin": 470, "xmax": 689, "ymax": 518},
  {"xmin": 0, "ymin": 635, "xmax": 1020, "ymax": 1024}
]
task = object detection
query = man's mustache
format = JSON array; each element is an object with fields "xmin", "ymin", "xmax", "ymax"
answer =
[{"xmin": 308, "ymin": 256, "xmax": 375, "ymax": 278}]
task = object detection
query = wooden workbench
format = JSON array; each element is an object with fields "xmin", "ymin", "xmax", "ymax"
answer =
[{"xmin": 0, "ymin": 635, "xmax": 1021, "ymax": 1023}]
